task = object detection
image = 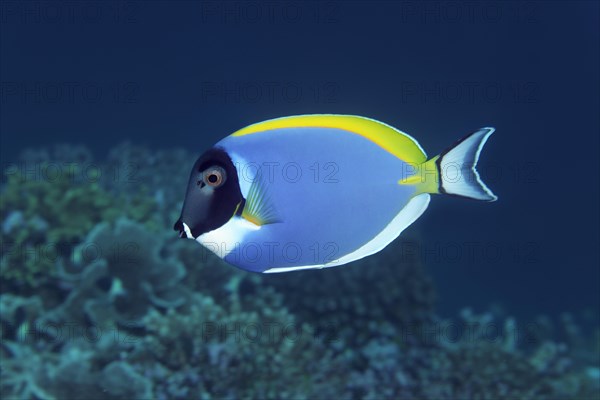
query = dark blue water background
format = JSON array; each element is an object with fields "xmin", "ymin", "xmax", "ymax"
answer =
[{"xmin": 1, "ymin": 1, "xmax": 598, "ymax": 321}]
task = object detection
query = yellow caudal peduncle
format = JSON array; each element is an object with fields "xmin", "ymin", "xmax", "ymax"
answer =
[
  {"xmin": 231, "ymin": 114, "xmax": 428, "ymax": 164},
  {"xmin": 398, "ymin": 155, "xmax": 441, "ymax": 195}
]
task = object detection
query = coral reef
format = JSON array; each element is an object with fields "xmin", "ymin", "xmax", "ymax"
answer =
[
  {"xmin": 135, "ymin": 291, "xmax": 344, "ymax": 399},
  {"xmin": 344, "ymin": 309, "xmax": 600, "ymax": 400},
  {"xmin": 0, "ymin": 153, "xmax": 160, "ymax": 294},
  {"xmin": 39, "ymin": 218, "xmax": 189, "ymax": 328},
  {"xmin": 1, "ymin": 143, "xmax": 598, "ymax": 400}
]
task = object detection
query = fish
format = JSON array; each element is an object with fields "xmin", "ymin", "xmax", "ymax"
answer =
[{"xmin": 174, "ymin": 114, "xmax": 497, "ymax": 273}]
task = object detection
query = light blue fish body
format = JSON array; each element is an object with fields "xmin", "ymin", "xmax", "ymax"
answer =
[{"xmin": 174, "ymin": 115, "xmax": 497, "ymax": 273}]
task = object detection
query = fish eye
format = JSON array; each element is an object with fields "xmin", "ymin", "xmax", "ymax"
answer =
[{"xmin": 203, "ymin": 166, "xmax": 226, "ymax": 187}]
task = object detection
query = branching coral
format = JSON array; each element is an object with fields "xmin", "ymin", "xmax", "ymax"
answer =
[
  {"xmin": 40, "ymin": 218, "xmax": 188, "ymax": 328},
  {"xmin": 347, "ymin": 310, "xmax": 600, "ymax": 400},
  {"xmin": 0, "ymin": 161, "xmax": 159, "ymax": 294},
  {"xmin": 134, "ymin": 291, "xmax": 346, "ymax": 399}
]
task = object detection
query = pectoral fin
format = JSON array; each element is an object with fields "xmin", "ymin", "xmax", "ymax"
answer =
[{"xmin": 239, "ymin": 172, "xmax": 281, "ymax": 226}]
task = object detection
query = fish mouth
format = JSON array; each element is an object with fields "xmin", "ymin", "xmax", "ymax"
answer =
[{"xmin": 173, "ymin": 219, "xmax": 193, "ymax": 239}]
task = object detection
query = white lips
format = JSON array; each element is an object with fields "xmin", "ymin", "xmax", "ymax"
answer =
[{"xmin": 182, "ymin": 222, "xmax": 193, "ymax": 239}]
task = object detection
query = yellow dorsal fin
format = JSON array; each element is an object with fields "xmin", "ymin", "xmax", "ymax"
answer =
[{"xmin": 232, "ymin": 114, "xmax": 427, "ymax": 164}]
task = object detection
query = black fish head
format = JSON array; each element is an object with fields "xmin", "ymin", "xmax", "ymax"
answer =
[{"xmin": 174, "ymin": 147, "xmax": 242, "ymax": 239}]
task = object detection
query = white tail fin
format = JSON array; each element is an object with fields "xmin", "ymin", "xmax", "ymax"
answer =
[{"xmin": 437, "ymin": 128, "xmax": 498, "ymax": 201}]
